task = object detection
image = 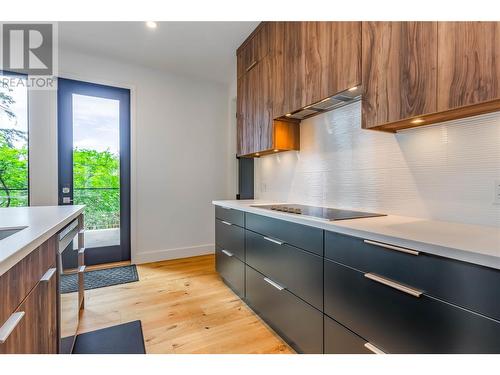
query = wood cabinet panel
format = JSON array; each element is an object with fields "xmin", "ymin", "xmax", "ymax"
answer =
[
  {"xmin": 303, "ymin": 22, "xmax": 361, "ymax": 105},
  {"xmin": 283, "ymin": 22, "xmax": 305, "ymax": 115},
  {"xmin": 362, "ymin": 22, "xmax": 438, "ymax": 129},
  {"xmin": 237, "ymin": 23, "xmax": 269, "ymax": 79},
  {"xmin": 438, "ymin": 22, "xmax": 500, "ymax": 111},
  {"xmin": 0, "ymin": 236, "xmax": 56, "ymax": 324},
  {"xmin": 0, "ymin": 265, "xmax": 57, "ymax": 354}
]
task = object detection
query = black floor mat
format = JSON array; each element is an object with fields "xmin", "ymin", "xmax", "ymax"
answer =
[
  {"xmin": 61, "ymin": 265, "xmax": 139, "ymax": 294},
  {"xmin": 73, "ymin": 320, "xmax": 146, "ymax": 354}
]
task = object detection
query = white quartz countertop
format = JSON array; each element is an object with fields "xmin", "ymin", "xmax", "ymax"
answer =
[
  {"xmin": 0, "ymin": 205, "xmax": 85, "ymax": 277},
  {"xmin": 213, "ymin": 200, "xmax": 500, "ymax": 270}
]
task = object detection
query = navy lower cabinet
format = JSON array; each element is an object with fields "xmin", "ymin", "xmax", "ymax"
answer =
[
  {"xmin": 245, "ymin": 265, "xmax": 323, "ymax": 354},
  {"xmin": 215, "ymin": 246, "xmax": 245, "ymax": 298},
  {"xmin": 245, "ymin": 229, "xmax": 323, "ymax": 310},
  {"xmin": 215, "ymin": 219, "xmax": 245, "ymax": 261},
  {"xmin": 324, "ymin": 315, "xmax": 373, "ymax": 354},
  {"xmin": 324, "ymin": 259, "xmax": 500, "ymax": 354}
]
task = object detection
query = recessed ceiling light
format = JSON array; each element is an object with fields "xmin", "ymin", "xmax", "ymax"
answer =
[
  {"xmin": 285, "ymin": 113, "xmax": 292, "ymax": 117},
  {"xmin": 255, "ymin": 153, "xmax": 260, "ymax": 156},
  {"xmin": 146, "ymin": 21, "xmax": 157, "ymax": 29},
  {"xmin": 411, "ymin": 118, "xmax": 425, "ymax": 124},
  {"xmin": 274, "ymin": 149, "xmax": 279, "ymax": 152}
]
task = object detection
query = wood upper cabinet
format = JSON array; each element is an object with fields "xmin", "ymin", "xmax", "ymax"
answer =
[
  {"xmin": 361, "ymin": 22, "xmax": 438, "ymax": 129},
  {"xmin": 283, "ymin": 22, "xmax": 361, "ymax": 115},
  {"xmin": 237, "ymin": 23, "xmax": 270, "ymax": 79},
  {"xmin": 438, "ymin": 22, "xmax": 500, "ymax": 111}
]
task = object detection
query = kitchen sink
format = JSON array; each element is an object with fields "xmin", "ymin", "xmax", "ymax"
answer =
[{"xmin": 0, "ymin": 227, "xmax": 26, "ymax": 240}]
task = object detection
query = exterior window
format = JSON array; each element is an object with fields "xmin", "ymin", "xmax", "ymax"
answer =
[{"xmin": 0, "ymin": 73, "xmax": 29, "ymax": 207}]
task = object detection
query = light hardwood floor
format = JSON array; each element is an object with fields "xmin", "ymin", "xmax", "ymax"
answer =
[{"xmin": 78, "ymin": 254, "xmax": 294, "ymax": 354}]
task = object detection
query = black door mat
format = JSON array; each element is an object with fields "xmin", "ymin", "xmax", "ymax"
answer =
[
  {"xmin": 61, "ymin": 265, "xmax": 139, "ymax": 294},
  {"xmin": 73, "ymin": 320, "xmax": 146, "ymax": 354}
]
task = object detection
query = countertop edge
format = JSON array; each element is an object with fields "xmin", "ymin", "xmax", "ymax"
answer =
[
  {"xmin": 212, "ymin": 200, "xmax": 500, "ymax": 270},
  {"xmin": 0, "ymin": 206, "xmax": 85, "ymax": 277}
]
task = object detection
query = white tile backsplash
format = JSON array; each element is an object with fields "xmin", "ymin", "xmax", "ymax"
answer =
[{"xmin": 255, "ymin": 101, "xmax": 500, "ymax": 227}]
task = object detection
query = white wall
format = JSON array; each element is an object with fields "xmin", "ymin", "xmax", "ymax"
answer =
[
  {"xmin": 29, "ymin": 48, "xmax": 236, "ymax": 263},
  {"xmin": 255, "ymin": 101, "xmax": 500, "ymax": 227}
]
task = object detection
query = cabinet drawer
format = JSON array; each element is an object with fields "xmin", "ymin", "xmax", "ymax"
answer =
[
  {"xmin": 325, "ymin": 231, "xmax": 500, "ymax": 321},
  {"xmin": 324, "ymin": 315, "xmax": 373, "ymax": 354},
  {"xmin": 0, "ymin": 236, "xmax": 56, "ymax": 324},
  {"xmin": 245, "ymin": 265, "xmax": 323, "ymax": 354},
  {"xmin": 0, "ymin": 265, "xmax": 57, "ymax": 354},
  {"xmin": 246, "ymin": 229, "xmax": 323, "ymax": 310},
  {"xmin": 216, "ymin": 246, "xmax": 245, "ymax": 298},
  {"xmin": 324, "ymin": 259, "xmax": 500, "ymax": 353},
  {"xmin": 215, "ymin": 219, "xmax": 245, "ymax": 261},
  {"xmin": 215, "ymin": 205, "xmax": 245, "ymax": 227},
  {"xmin": 246, "ymin": 213, "xmax": 323, "ymax": 256}
]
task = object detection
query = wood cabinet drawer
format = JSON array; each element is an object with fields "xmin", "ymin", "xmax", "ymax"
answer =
[
  {"xmin": 0, "ymin": 236, "xmax": 56, "ymax": 324},
  {"xmin": 215, "ymin": 205, "xmax": 245, "ymax": 227},
  {"xmin": 0, "ymin": 265, "xmax": 57, "ymax": 354},
  {"xmin": 215, "ymin": 219, "xmax": 245, "ymax": 261},
  {"xmin": 325, "ymin": 231, "xmax": 500, "ymax": 321},
  {"xmin": 216, "ymin": 246, "xmax": 245, "ymax": 298},
  {"xmin": 324, "ymin": 259, "xmax": 500, "ymax": 353},
  {"xmin": 245, "ymin": 265, "xmax": 323, "ymax": 353},
  {"xmin": 246, "ymin": 229, "xmax": 323, "ymax": 310},
  {"xmin": 245, "ymin": 213, "xmax": 323, "ymax": 256},
  {"xmin": 324, "ymin": 315, "xmax": 372, "ymax": 354}
]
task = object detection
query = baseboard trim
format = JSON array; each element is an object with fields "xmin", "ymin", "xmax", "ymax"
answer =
[{"xmin": 132, "ymin": 243, "xmax": 214, "ymax": 264}]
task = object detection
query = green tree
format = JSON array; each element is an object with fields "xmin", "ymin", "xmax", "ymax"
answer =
[{"xmin": 73, "ymin": 148, "xmax": 120, "ymax": 230}]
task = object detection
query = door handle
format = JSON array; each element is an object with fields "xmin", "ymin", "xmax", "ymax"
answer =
[
  {"xmin": 221, "ymin": 250, "xmax": 233, "ymax": 257},
  {"xmin": 364, "ymin": 239, "xmax": 420, "ymax": 256},
  {"xmin": 221, "ymin": 221, "xmax": 232, "ymax": 226},
  {"xmin": 263, "ymin": 277, "xmax": 285, "ymax": 291},
  {"xmin": 0, "ymin": 312, "xmax": 25, "ymax": 344},
  {"xmin": 263, "ymin": 236, "xmax": 284, "ymax": 246},
  {"xmin": 40, "ymin": 268, "xmax": 57, "ymax": 282},
  {"xmin": 364, "ymin": 273, "xmax": 423, "ymax": 298},
  {"xmin": 364, "ymin": 342, "xmax": 386, "ymax": 354}
]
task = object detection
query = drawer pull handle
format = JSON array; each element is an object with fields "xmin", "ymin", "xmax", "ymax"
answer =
[
  {"xmin": 364, "ymin": 273, "xmax": 423, "ymax": 298},
  {"xmin": 221, "ymin": 220, "xmax": 232, "ymax": 226},
  {"xmin": 221, "ymin": 249, "xmax": 233, "ymax": 257},
  {"xmin": 263, "ymin": 277, "xmax": 285, "ymax": 291},
  {"xmin": 364, "ymin": 342, "xmax": 386, "ymax": 354},
  {"xmin": 0, "ymin": 312, "xmax": 25, "ymax": 344},
  {"xmin": 246, "ymin": 60, "xmax": 258, "ymax": 72},
  {"xmin": 40, "ymin": 267, "xmax": 57, "ymax": 282},
  {"xmin": 263, "ymin": 236, "xmax": 284, "ymax": 246},
  {"xmin": 364, "ymin": 239, "xmax": 420, "ymax": 256}
]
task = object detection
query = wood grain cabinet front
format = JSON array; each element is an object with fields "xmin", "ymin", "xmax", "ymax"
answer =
[
  {"xmin": 0, "ymin": 266, "xmax": 57, "ymax": 354},
  {"xmin": 361, "ymin": 21, "xmax": 438, "ymax": 130},
  {"xmin": 438, "ymin": 22, "xmax": 500, "ymax": 111}
]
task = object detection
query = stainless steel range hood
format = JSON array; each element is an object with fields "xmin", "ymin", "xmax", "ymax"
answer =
[{"xmin": 284, "ymin": 85, "xmax": 362, "ymax": 120}]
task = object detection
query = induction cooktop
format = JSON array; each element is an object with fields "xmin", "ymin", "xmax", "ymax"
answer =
[{"xmin": 251, "ymin": 204, "xmax": 385, "ymax": 221}]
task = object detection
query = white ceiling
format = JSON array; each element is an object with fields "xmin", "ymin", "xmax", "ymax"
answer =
[{"xmin": 58, "ymin": 22, "xmax": 259, "ymax": 85}]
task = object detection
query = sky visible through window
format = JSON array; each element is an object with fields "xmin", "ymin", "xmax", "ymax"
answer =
[{"xmin": 72, "ymin": 94, "xmax": 120, "ymax": 155}]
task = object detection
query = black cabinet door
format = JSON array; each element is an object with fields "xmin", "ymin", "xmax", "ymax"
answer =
[
  {"xmin": 245, "ymin": 213, "xmax": 323, "ymax": 256},
  {"xmin": 325, "ymin": 231, "xmax": 500, "ymax": 322},
  {"xmin": 215, "ymin": 219, "xmax": 245, "ymax": 261},
  {"xmin": 324, "ymin": 259, "xmax": 500, "ymax": 353},
  {"xmin": 215, "ymin": 206, "xmax": 245, "ymax": 227},
  {"xmin": 215, "ymin": 246, "xmax": 245, "ymax": 298},
  {"xmin": 246, "ymin": 230, "xmax": 323, "ymax": 310},
  {"xmin": 324, "ymin": 315, "xmax": 372, "ymax": 354},
  {"xmin": 245, "ymin": 265, "xmax": 323, "ymax": 354}
]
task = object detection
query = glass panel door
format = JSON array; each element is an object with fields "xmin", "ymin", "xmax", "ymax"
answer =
[{"xmin": 58, "ymin": 78, "xmax": 130, "ymax": 266}]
